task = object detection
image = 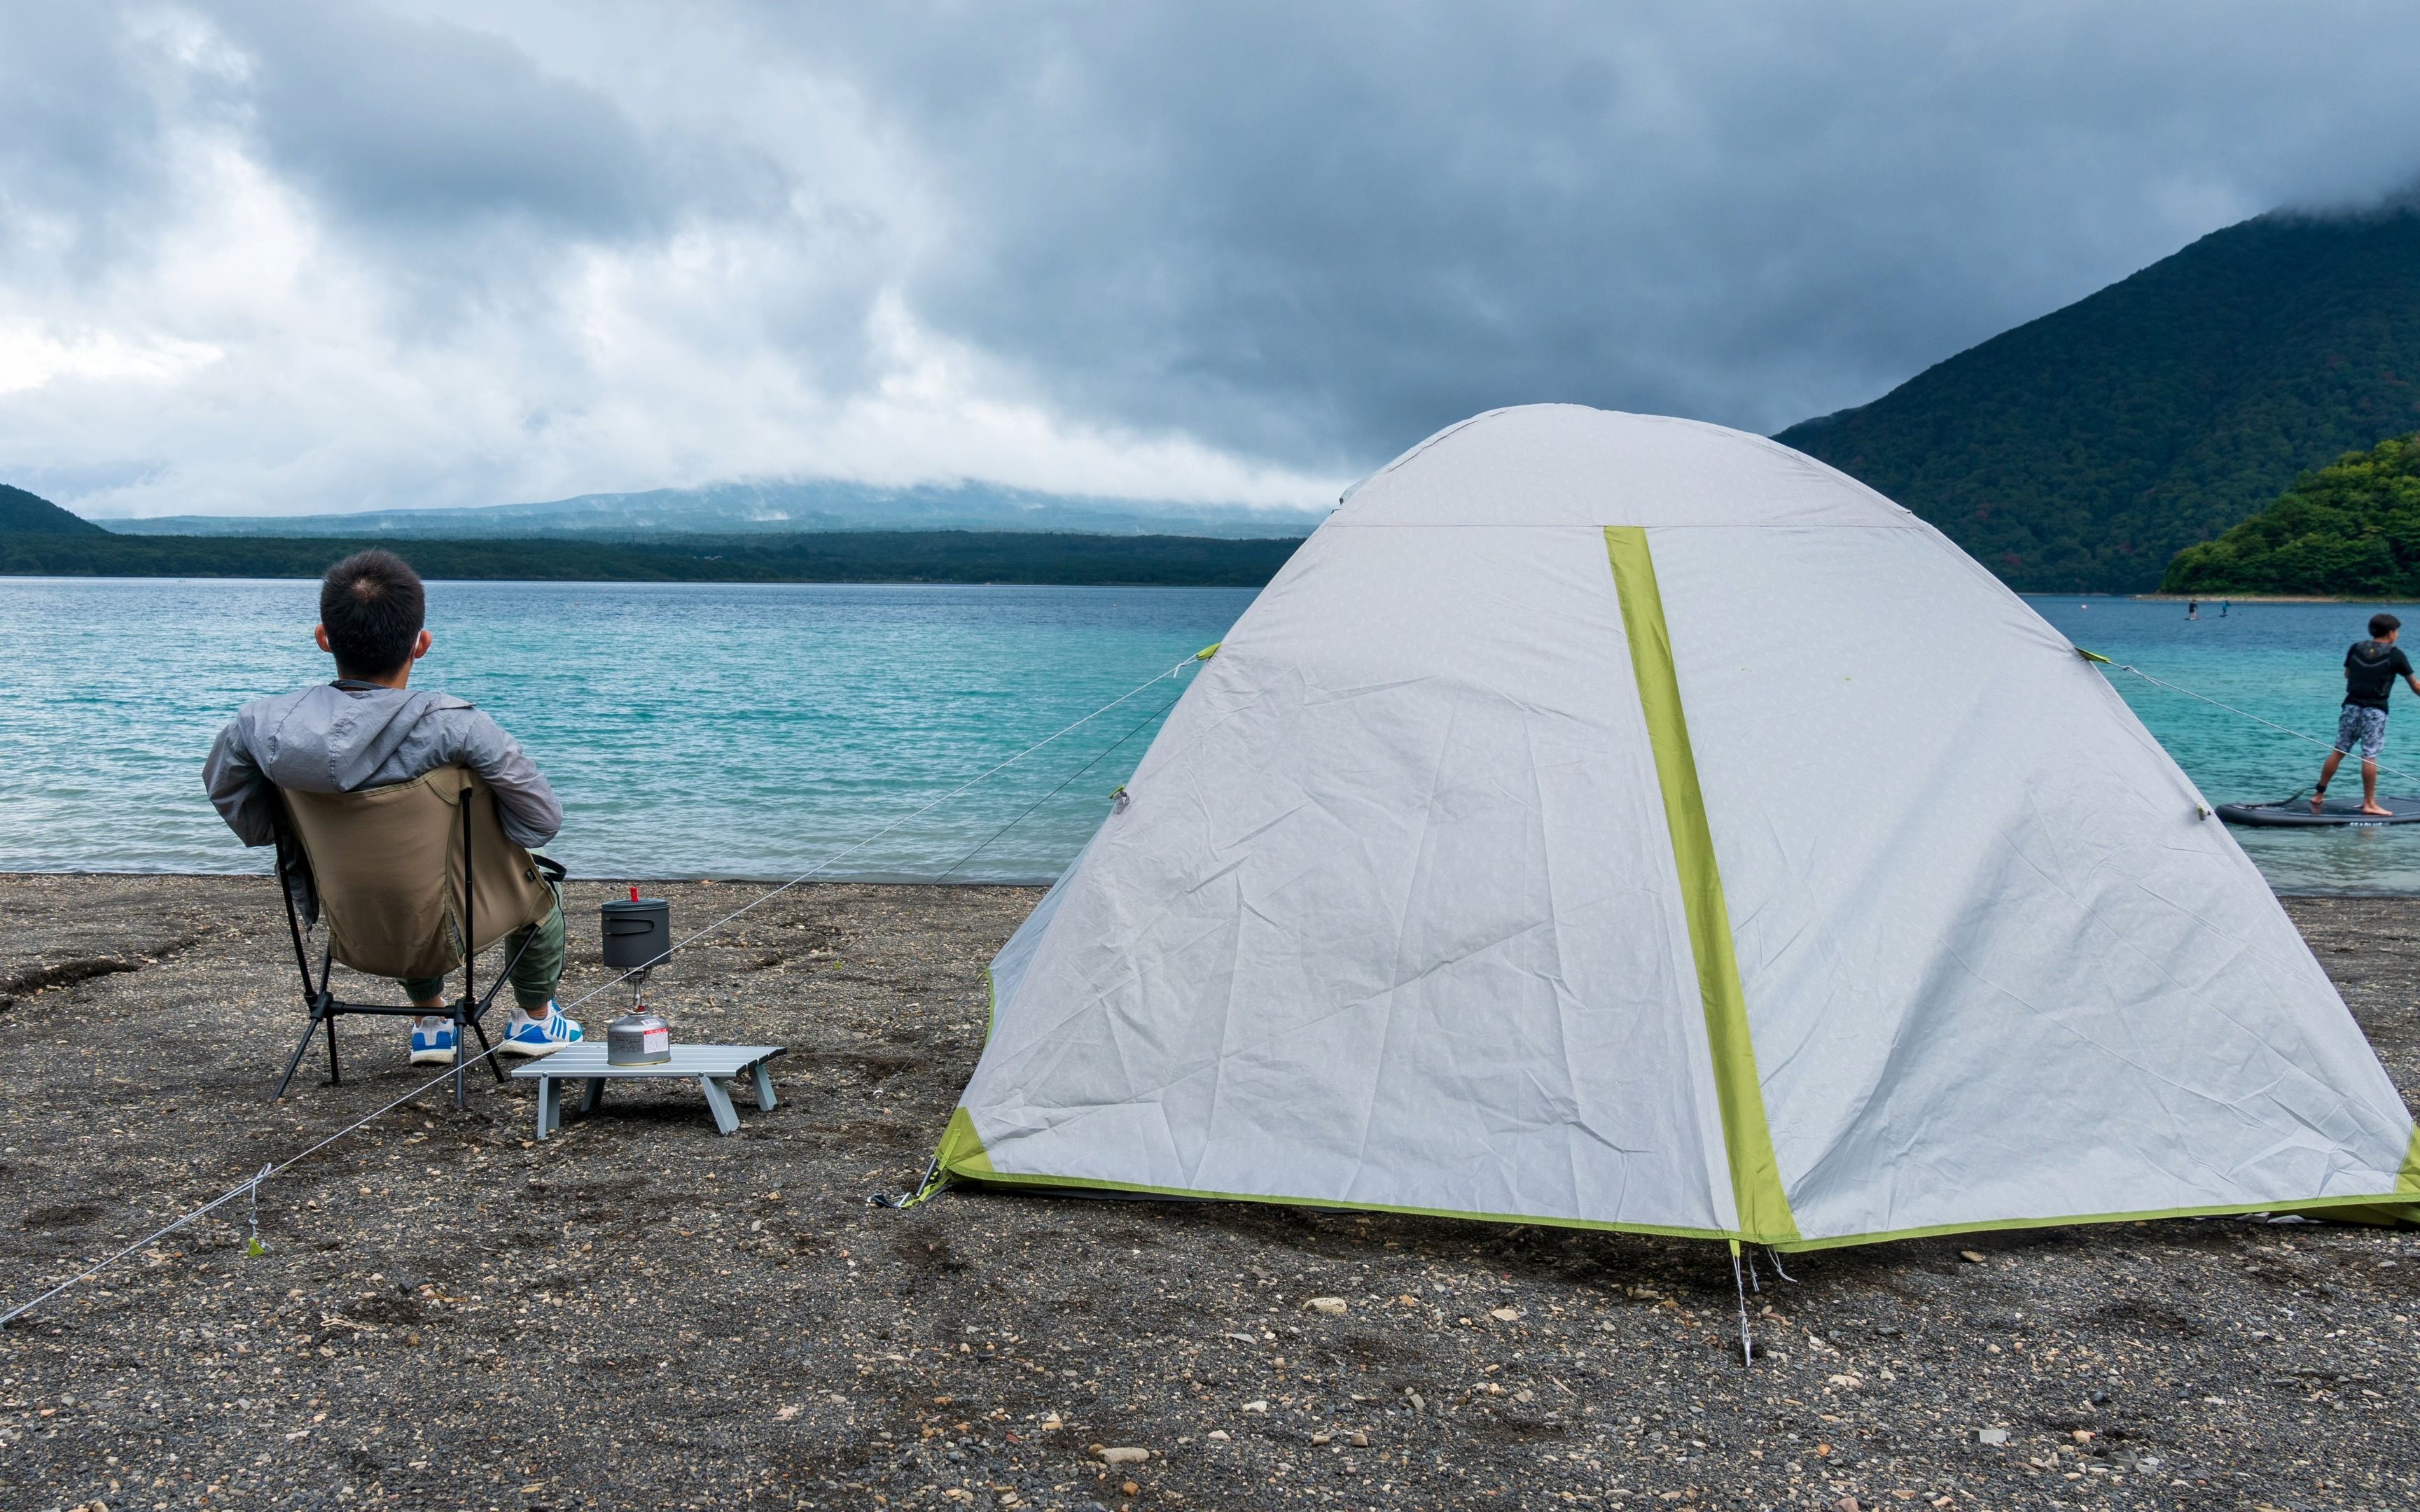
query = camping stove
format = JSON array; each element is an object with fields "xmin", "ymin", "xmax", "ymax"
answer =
[{"xmin": 601, "ymin": 890, "xmax": 674, "ymax": 1065}]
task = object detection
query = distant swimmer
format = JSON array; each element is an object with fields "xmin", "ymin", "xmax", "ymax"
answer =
[
  {"xmin": 2314, "ymin": 612, "xmax": 2420, "ymax": 816},
  {"xmin": 2187, "ymin": 598, "xmax": 2200, "ymax": 620},
  {"xmin": 2220, "ymin": 599, "xmax": 2230, "ymax": 617}
]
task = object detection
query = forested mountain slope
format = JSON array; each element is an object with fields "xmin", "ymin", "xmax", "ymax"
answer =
[{"xmin": 1777, "ymin": 205, "xmax": 2420, "ymax": 592}]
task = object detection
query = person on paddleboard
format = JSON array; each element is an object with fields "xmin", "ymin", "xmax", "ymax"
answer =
[
  {"xmin": 203, "ymin": 550, "xmax": 587, "ymax": 1063},
  {"xmin": 2314, "ymin": 612, "xmax": 2420, "ymax": 816}
]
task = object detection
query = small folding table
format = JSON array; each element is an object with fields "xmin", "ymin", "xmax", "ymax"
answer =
[{"xmin": 510, "ymin": 1043, "xmax": 786, "ymax": 1139}]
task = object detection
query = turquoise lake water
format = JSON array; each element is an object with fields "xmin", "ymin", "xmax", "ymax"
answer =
[
  {"xmin": 2031, "ymin": 595, "xmax": 2420, "ymax": 894},
  {"xmin": 4, "ymin": 578, "xmax": 2418, "ymax": 892},
  {"xmin": 0, "ymin": 578, "xmax": 1251, "ymax": 884}
]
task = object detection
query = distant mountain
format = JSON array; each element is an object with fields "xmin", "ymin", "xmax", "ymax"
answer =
[
  {"xmin": 2161, "ymin": 431, "xmax": 2420, "ymax": 596},
  {"xmin": 0, "ymin": 484, "xmax": 106, "ymax": 535},
  {"xmin": 1776, "ymin": 204, "xmax": 2420, "ymax": 592},
  {"xmin": 104, "ymin": 479, "xmax": 1329, "ymax": 541}
]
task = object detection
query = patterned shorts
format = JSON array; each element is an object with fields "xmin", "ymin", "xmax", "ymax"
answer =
[{"xmin": 2335, "ymin": 704, "xmax": 2389, "ymax": 762}]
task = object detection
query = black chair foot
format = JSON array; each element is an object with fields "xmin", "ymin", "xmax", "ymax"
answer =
[{"xmin": 272, "ymin": 1013, "xmax": 323, "ymax": 1102}]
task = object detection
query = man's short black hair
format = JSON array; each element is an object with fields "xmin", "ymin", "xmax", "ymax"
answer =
[
  {"xmin": 2372, "ymin": 612, "xmax": 2402, "ymax": 640},
  {"xmin": 319, "ymin": 550, "xmax": 426, "ymax": 678}
]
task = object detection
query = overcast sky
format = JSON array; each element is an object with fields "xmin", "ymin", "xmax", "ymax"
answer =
[{"xmin": 6, "ymin": 2, "xmax": 2420, "ymax": 521}]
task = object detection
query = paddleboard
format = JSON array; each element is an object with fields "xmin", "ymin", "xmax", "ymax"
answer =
[{"xmin": 2216, "ymin": 794, "xmax": 2420, "ymax": 827}]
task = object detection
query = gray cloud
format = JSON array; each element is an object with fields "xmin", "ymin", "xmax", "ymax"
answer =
[
  {"xmin": 223, "ymin": 1, "xmax": 660, "ymax": 239},
  {"xmin": 811, "ymin": 2, "xmax": 2420, "ymax": 465},
  {"xmin": 5, "ymin": 1, "xmax": 2420, "ymax": 517}
]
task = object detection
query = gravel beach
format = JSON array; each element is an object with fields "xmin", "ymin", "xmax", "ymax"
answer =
[{"xmin": 1, "ymin": 874, "xmax": 2414, "ymax": 1512}]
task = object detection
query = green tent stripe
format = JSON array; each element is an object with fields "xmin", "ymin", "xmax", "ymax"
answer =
[
  {"xmin": 1604, "ymin": 526, "xmax": 1798, "ymax": 1245},
  {"xmin": 934, "ymin": 1106, "xmax": 994, "ymax": 1176}
]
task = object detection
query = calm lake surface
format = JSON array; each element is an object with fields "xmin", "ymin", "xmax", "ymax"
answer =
[
  {"xmin": 4, "ymin": 579, "xmax": 2416, "ymax": 892},
  {"xmin": 0, "ymin": 578, "xmax": 1251, "ymax": 883}
]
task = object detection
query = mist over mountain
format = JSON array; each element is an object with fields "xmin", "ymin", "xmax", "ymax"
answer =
[
  {"xmin": 1778, "ymin": 203, "xmax": 2420, "ymax": 593},
  {"xmin": 105, "ymin": 479, "xmax": 1328, "ymax": 542}
]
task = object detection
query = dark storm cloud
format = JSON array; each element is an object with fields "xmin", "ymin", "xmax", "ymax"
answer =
[
  {"xmin": 0, "ymin": 7, "xmax": 211, "ymax": 281},
  {"xmin": 216, "ymin": 1, "xmax": 659, "ymax": 239},
  {"xmin": 9, "ymin": 1, "xmax": 2420, "ymax": 517},
  {"xmin": 777, "ymin": 2, "xmax": 2420, "ymax": 470}
]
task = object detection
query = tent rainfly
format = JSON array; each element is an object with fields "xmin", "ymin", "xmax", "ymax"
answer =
[{"xmin": 928, "ymin": 405, "xmax": 2420, "ymax": 1250}]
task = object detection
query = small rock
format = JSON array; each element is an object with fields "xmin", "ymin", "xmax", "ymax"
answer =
[
  {"xmin": 1405, "ymin": 1390, "xmax": 1426, "ymax": 1413},
  {"xmin": 1206, "ymin": 1430, "xmax": 1231, "ymax": 1442},
  {"xmin": 1242, "ymin": 1400, "xmax": 1271, "ymax": 1414},
  {"xmin": 1098, "ymin": 1446, "xmax": 1150, "ymax": 1465},
  {"xmin": 1311, "ymin": 1432, "xmax": 1333, "ymax": 1445},
  {"xmin": 1303, "ymin": 1296, "xmax": 1348, "ymax": 1315},
  {"xmin": 1348, "ymin": 1432, "xmax": 1369, "ymax": 1448},
  {"xmin": 1489, "ymin": 1308, "xmax": 1521, "ymax": 1322},
  {"xmin": 776, "ymin": 1405, "xmax": 803, "ymax": 1422},
  {"xmin": 1976, "ymin": 1427, "xmax": 2009, "ymax": 1446},
  {"xmin": 1039, "ymin": 1415, "xmax": 1063, "ymax": 1432},
  {"xmin": 1837, "ymin": 1498, "xmax": 1861, "ymax": 1512},
  {"xmin": 1121, "ymin": 1481, "xmax": 1140, "ymax": 1496},
  {"xmin": 1959, "ymin": 1250, "xmax": 1987, "ymax": 1265},
  {"xmin": 2070, "ymin": 1429, "xmax": 2096, "ymax": 1443}
]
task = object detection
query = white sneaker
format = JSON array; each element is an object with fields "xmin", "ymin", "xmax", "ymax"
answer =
[
  {"xmin": 500, "ymin": 1002, "xmax": 585, "ymax": 1057},
  {"xmin": 409, "ymin": 1016, "xmax": 457, "ymax": 1066}
]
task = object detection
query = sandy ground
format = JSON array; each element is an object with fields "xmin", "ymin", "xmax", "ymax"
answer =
[{"xmin": 1, "ymin": 874, "xmax": 2415, "ymax": 1512}]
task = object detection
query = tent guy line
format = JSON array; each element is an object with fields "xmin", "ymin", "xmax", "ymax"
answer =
[
  {"xmin": 2099, "ymin": 656, "xmax": 2420, "ymax": 794},
  {"xmin": 0, "ymin": 650, "xmax": 1216, "ymax": 1333}
]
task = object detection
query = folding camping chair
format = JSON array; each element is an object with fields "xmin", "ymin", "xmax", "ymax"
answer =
[{"xmin": 268, "ymin": 763, "xmax": 565, "ymax": 1107}]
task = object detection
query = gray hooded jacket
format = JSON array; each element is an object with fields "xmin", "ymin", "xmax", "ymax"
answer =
[{"xmin": 204, "ymin": 681, "xmax": 563, "ymax": 855}]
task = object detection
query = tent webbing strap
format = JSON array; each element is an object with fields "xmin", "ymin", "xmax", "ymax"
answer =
[{"xmin": 1604, "ymin": 526, "xmax": 1799, "ymax": 1245}]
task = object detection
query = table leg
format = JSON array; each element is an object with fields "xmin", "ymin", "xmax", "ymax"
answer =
[
  {"xmin": 536, "ymin": 1077, "xmax": 557, "ymax": 1140},
  {"xmin": 698, "ymin": 1074, "xmax": 740, "ymax": 1135},
  {"xmin": 581, "ymin": 1077, "xmax": 606, "ymax": 1116},
  {"xmin": 751, "ymin": 1060, "xmax": 777, "ymax": 1112}
]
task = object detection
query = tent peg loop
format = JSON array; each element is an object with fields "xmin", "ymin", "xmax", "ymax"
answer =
[{"xmin": 870, "ymin": 1156, "xmax": 948, "ymax": 1211}]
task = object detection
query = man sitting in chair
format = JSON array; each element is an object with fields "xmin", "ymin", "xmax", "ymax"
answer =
[{"xmin": 203, "ymin": 549, "xmax": 586, "ymax": 1065}]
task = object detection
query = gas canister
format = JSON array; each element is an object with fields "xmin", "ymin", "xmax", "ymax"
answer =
[{"xmin": 608, "ymin": 1006, "xmax": 672, "ymax": 1065}]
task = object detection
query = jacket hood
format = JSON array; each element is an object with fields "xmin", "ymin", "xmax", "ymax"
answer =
[{"xmin": 248, "ymin": 683, "xmax": 473, "ymax": 795}]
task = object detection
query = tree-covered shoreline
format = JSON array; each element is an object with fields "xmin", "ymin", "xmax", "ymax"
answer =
[
  {"xmin": 0, "ymin": 528, "xmax": 1304, "ymax": 587},
  {"xmin": 2161, "ymin": 433, "xmax": 2420, "ymax": 596}
]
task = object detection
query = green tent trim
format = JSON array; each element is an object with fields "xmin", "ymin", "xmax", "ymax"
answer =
[{"xmin": 1604, "ymin": 526, "xmax": 1798, "ymax": 1245}]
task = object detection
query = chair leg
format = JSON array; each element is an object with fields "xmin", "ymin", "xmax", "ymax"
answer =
[
  {"xmin": 324, "ymin": 1010, "xmax": 341, "ymax": 1086},
  {"xmin": 452, "ymin": 1000, "xmax": 468, "ymax": 1110},
  {"xmin": 272, "ymin": 1011, "xmax": 323, "ymax": 1102},
  {"xmin": 468, "ymin": 1014, "xmax": 506, "ymax": 1083}
]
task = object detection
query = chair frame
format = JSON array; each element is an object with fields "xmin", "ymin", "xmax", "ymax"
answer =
[{"xmin": 269, "ymin": 785, "xmax": 563, "ymax": 1108}]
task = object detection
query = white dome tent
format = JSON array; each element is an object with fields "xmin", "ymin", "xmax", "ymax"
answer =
[{"xmin": 928, "ymin": 405, "xmax": 2419, "ymax": 1250}]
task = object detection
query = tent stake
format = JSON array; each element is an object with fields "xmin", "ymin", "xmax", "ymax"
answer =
[{"xmin": 1728, "ymin": 1240, "xmax": 1753, "ymax": 1367}]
